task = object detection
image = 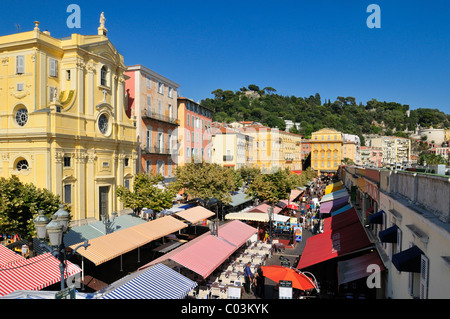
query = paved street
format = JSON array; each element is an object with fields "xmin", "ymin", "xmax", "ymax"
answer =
[{"xmin": 242, "ymin": 227, "xmax": 314, "ymax": 299}]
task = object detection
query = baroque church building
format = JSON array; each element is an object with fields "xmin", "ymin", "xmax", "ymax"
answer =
[{"xmin": 0, "ymin": 14, "xmax": 137, "ymax": 225}]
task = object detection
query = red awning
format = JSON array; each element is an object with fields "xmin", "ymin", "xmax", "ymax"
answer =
[
  {"xmin": 216, "ymin": 220, "xmax": 257, "ymax": 248},
  {"xmin": 0, "ymin": 253, "xmax": 82, "ymax": 297},
  {"xmin": 297, "ymin": 222, "xmax": 372, "ymax": 270},
  {"xmin": 170, "ymin": 235, "xmax": 237, "ymax": 278},
  {"xmin": 138, "ymin": 220, "xmax": 256, "ymax": 278},
  {"xmin": 0, "ymin": 244, "xmax": 26, "ymax": 266},
  {"xmin": 337, "ymin": 251, "xmax": 385, "ymax": 285},
  {"xmin": 322, "ymin": 208, "xmax": 359, "ymax": 232}
]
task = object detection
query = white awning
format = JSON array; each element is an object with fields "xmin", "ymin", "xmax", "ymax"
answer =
[{"xmin": 225, "ymin": 212, "xmax": 290, "ymax": 223}]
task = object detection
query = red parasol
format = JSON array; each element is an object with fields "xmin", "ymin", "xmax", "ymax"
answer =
[{"xmin": 260, "ymin": 265, "xmax": 316, "ymax": 290}]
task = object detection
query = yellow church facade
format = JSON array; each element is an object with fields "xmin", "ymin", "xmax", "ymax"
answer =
[
  {"xmin": 310, "ymin": 128, "xmax": 343, "ymax": 174},
  {"xmin": 0, "ymin": 18, "xmax": 138, "ymax": 225}
]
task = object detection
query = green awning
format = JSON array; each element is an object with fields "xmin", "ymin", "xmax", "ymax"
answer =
[{"xmin": 228, "ymin": 193, "xmax": 253, "ymax": 207}]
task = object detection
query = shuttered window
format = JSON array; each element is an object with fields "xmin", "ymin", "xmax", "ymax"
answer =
[
  {"xmin": 16, "ymin": 55, "xmax": 25, "ymax": 74},
  {"xmin": 419, "ymin": 255, "xmax": 429, "ymax": 299},
  {"xmin": 49, "ymin": 58, "xmax": 58, "ymax": 77}
]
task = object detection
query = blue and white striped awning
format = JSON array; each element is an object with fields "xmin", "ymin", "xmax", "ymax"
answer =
[{"xmin": 101, "ymin": 263, "xmax": 197, "ymax": 299}]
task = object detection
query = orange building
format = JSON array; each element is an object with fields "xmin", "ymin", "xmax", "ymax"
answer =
[
  {"xmin": 125, "ymin": 65, "xmax": 180, "ymax": 178},
  {"xmin": 177, "ymin": 97, "xmax": 213, "ymax": 166}
]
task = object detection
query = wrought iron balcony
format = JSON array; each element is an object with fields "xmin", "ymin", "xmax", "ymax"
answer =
[{"xmin": 141, "ymin": 109, "xmax": 179, "ymax": 125}]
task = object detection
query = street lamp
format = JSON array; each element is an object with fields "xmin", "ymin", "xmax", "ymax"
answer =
[{"xmin": 33, "ymin": 206, "xmax": 89, "ymax": 291}]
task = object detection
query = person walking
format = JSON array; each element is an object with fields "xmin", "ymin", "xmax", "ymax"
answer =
[
  {"xmin": 244, "ymin": 262, "xmax": 253, "ymax": 294},
  {"xmin": 254, "ymin": 265, "xmax": 265, "ymax": 298}
]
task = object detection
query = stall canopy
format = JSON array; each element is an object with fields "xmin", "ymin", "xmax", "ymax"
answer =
[
  {"xmin": 337, "ymin": 251, "xmax": 385, "ymax": 285},
  {"xmin": 277, "ymin": 200, "xmax": 288, "ymax": 208},
  {"xmin": 228, "ymin": 192, "xmax": 253, "ymax": 207},
  {"xmin": 215, "ymin": 220, "xmax": 257, "ymax": 248},
  {"xmin": 63, "ymin": 214, "xmax": 147, "ymax": 247},
  {"xmin": 174, "ymin": 206, "xmax": 215, "ymax": 224},
  {"xmin": 225, "ymin": 212, "xmax": 290, "ymax": 223},
  {"xmin": 0, "ymin": 252, "xmax": 82, "ymax": 297},
  {"xmin": 0, "ymin": 244, "xmax": 26, "ymax": 266},
  {"xmin": 331, "ymin": 204, "xmax": 353, "ymax": 217},
  {"xmin": 70, "ymin": 216, "xmax": 187, "ymax": 266},
  {"xmin": 322, "ymin": 208, "xmax": 360, "ymax": 232},
  {"xmin": 290, "ymin": 189, "xmax": 303, "ymax": 202},
  {"xmin": 297, "ymin": 221, "xmax": 372, "ymax": 269},
  {"xmin": 325, "ymin": 181, "xmax": 343, "ymax": 195},
  {"xmin": 320, "ymin": 189, "xmax": 349, "ymax": 203},
  {"xmin": 101, "ymin": 263, "xmax": 197, "ymax": 299},
  {"xmin": 170, "ymin": 235, "xmax": 237, "ymax": 278},
  {"xmin": 319, "ymin": 196, "xmax": 350, "ymax": 214},
  {"xmin": 138, "ymin": 220, "xmax": 257, "ymax": 278},
  {"xmin": 249, "ymin": 203, "xmax": 282, "ymax": 214}
]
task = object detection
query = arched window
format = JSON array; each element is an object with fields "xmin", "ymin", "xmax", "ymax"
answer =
[
  {"xmin": 101, "ymin": 65, "xmax": 108, "ymax": 86},
  {"xmin": 98, "ymin": 113, "xmax": 109, "ymax": 134},
  {"xmin": 16, "ymin": 159, "xmax": 29, "ymax": 171}
]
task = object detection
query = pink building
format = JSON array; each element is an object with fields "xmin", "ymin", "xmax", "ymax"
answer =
[
  {"xmin": 177, "ymin": 97, "xmax": 214, "ymax": 166},
  {"xmin": 360, "ymin": 146, "xmax": 383, "ymax": 167},
  {"xmin": 125, "ymin": 65, "xmax": 180, "ymax": 178},
  {"xmin": 431, "ymin": 147, "xmax": 450, "ymax": 161}
]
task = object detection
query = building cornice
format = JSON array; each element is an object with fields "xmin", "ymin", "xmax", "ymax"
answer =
[{"xmin": 127, "ymin": 64, "xmax": 180, "ymax": 88}]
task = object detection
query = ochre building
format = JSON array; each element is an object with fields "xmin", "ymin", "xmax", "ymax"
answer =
[{"xmin": 0, "ymin": 17, "xmax": 137, "ymax": 225}]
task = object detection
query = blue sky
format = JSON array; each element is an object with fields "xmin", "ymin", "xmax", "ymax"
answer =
[{"xmin": 1, "ymin": 0, "xmax": 449, "ymax": 114}]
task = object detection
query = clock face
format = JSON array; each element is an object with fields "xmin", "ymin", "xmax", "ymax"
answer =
[
  {"xmin": 98, "ymin": 114, "xmax": 108, "ymax": 134},
  {"xmin": 15, "ymin": 108, "xmax": 28, "ymax": 126}
]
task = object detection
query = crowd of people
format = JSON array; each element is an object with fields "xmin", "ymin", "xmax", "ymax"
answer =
[
  {"xmin": 298, "ymin": 174, "xmax": 337, "ymax": 235},
  {"xmin": 240, "ymin": 173, "xmax": 338, "ymax": 299}
]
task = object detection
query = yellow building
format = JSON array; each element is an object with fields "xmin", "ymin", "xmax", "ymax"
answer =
[
  {"xmin": 444, "ymin": 129, "xmax": 450, "ymax": 142},
  {"xmin": 310, "ymin": 128, "xmax": 343, "ymax": 174},
  {"xmin": 342, "ymin": 141, "xmax": 358, "ymax": 164},
  {"xmin": 279, "ymin": 130, "xmax": 302, "ymax": 171},
  {"xmin": 0, "ymin": 17, "xmax": 137, "ymax": 225},
  {"xmin": 239, "ymin": 124, "xmax": 280, "ymax": 173}
]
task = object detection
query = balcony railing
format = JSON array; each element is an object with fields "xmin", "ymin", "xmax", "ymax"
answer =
[
  {"xmin": 223, "ymin": 155, "xmax": 234, "ymax": 161},
  {"xmin": 143, "ymin": 146, "xmax": 179, "ymax": 155},
  {"xmin": 142, "ymin": 109, "xmax": 179, "ymax": 125}
]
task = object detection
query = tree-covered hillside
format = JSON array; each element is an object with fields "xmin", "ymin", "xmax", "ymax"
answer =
[{"xmin": 200, "ymin": 84, "xmax": 450, "ymax": 141}]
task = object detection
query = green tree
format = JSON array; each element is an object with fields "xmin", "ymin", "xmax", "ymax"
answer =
[
  {"xmin": 0, "ymin": 176, "xmax": 65, "ymax": 240},
  {"xmin": 418, "ymin": 152, "xmax": 447, "ymax": 165},
  {"xmin": 247, "ymin": 84, "xmax": 260, "ymax": 92},
  {"xmin": 116, "ymin": 173, "xmax": 175, "ymax": 214},
  {"xmin": 342, "ymin": 157, "xmax": 356, "ymax": 165},
  {"xmin": 246, "ymin": 169, "xmax": 297, "ymax": 205},
  {"xmin": 236, "ymin": 166, "xmax": 261, "ymax": 185},
  {"xmin": 172, "ymin": 161, "xmax": 236, "ymax": 205}
]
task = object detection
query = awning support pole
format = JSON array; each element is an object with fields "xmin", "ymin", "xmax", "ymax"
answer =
[{"xmin": 81, "ymin": 257, "xmax": 85, "ymax": 290}]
